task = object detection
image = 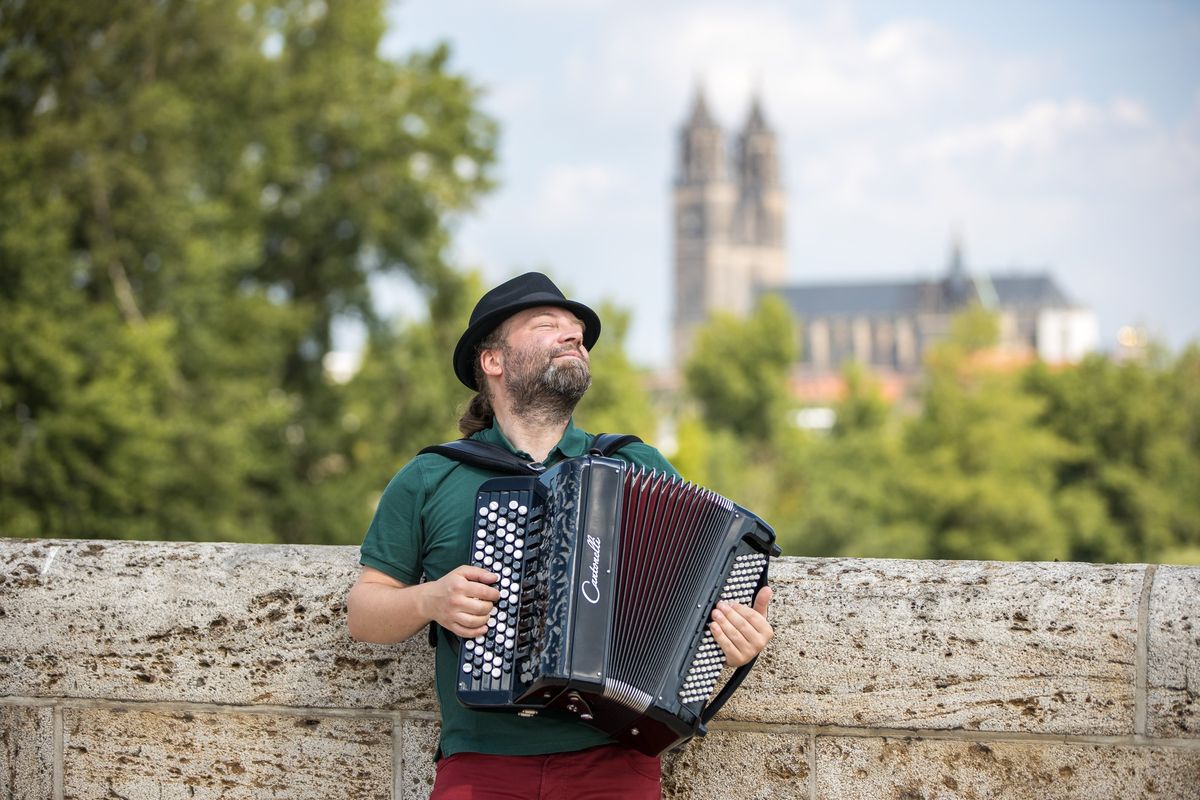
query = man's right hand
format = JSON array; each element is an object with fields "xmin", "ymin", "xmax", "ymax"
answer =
[
  {"xmin": 423, "ymin": 565, "xmax": 500, "ymax": 638},
  {"xmin": 347, "ymin": 564, "xmax": 499, "ymax": 645}
]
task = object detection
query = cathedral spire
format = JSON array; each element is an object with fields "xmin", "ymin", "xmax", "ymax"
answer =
[
  {"xmin": 947, "ymin": 227, "xmax": 966, "ymax": 283},
  {"xmin": 686, "ymin": 84, "xmax": 717, "ymax": 130},
  {"xmin": 735, "ymin": 93, "xmax": 780, "ymax": 190},
  {"xmin": 944, "ymin": 227, "xmax": 976, "ymax": 307},
  {"xmin": 744, "ymin": 92, "xmax": 770, "ymax": 133},
  {"xmin": 677, "ymin": 83, "xmax": 725, "ymax": 185}
]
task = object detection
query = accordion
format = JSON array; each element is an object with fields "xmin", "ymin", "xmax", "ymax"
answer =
[{"xmin": 455, "ymin": 454, "xmax": 779, "ymax": 756}]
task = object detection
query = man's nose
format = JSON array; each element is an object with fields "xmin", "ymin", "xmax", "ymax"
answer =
[{"xmin": 560, "ymin": 326, "xmax": 584, "ymax": 347}]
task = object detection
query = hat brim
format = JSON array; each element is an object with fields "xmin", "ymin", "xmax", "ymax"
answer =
[{"xmin": 453, "ymin": 297, "xmax": 601, "ymax": 390}]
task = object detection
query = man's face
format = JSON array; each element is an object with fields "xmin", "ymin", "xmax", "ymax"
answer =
[{"xmin": 492, "ymin": 306, "xmax": 591, "ymax": 412}]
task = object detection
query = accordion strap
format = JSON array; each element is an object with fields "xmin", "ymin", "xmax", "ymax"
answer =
[
  {"xmin": 701, "ymin": 657, "xmax": 757, "ymax": 726},
  {"xmin": 418, "ymin": 439, "xmax": 547, "ymax": 475},
  {"xmin": 418, "ymin": 432, "xmax": 643, "ymax": 475},
  {"xmin": 588, "ymin": 432, "xmax": 643, "ymax": 456}
]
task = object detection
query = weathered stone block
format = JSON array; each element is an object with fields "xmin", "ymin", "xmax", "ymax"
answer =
[
  {"xmin": 662, "ymin": 729, "xmax": 809, "ymax": 800},
  {"xmin": 1148, "ymin": 566, "xmax": 1200, "ymax": 738},
  {"xmin": 815, "ymin": 735, "xmax": 1200, "ymax": 799},
  {"xmin": 722, "ymin": 558, "xmax": 1141, "ymax": 735},
  {"xmin": 0, "ymin": 539, "xmax": 431, "ymax": 709},
  {"xmin": 5, "ymin": 536, "xmax": 1197, "ymax": 800},
  {"xmin": 0, "ymin": 704, "xmax": 54, "ymax": 800},
  {"xmin": 399, "ymin": 717, "xmax": 440, "ymax": 800},
  {"xmin": 62, "ymin": 706, "xmax": 392, "ymax": 799}
]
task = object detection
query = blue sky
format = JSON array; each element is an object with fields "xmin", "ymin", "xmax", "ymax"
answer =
[{"xmin": 379, "ymin": 0, "xmax": 1200, "ymax": 368}]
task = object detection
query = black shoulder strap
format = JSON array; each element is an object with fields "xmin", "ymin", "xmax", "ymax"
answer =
[
  {"xmin": 418, "ymin": 439, "xmax": 546, "ymax": 475},
  {"xmin": 419, "ymin": 433, "xmax": 642, "ymax": 472},
  {"xmin": 589, "ymin": 432, "xmax": 643, "ymax": 457}
]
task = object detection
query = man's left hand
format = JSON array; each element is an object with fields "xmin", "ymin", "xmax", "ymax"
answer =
[{"xmin": 709, "ymin": 585, "xmax": 774, "ymax": 667}]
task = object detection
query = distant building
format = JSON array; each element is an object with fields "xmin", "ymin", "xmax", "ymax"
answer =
[
  {"xmin": 672, "ymin": 87, "xmax": 786, "ymax": 360},
  {"xmin": 776, "ymin": 237, "xmax": 1100, "ymax": 400},
  {"xmin": 670, "ymin": 89, "xmax": 1099, "ymax": 401}
]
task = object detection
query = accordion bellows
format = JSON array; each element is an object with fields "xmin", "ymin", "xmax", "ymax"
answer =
[{"xmin": 456, "ymin": 455, "xmax": 779, "ymax": 756}]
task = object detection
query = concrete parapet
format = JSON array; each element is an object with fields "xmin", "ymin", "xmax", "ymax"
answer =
[{"xmin": 1, "ymin": 539, "xmax": 1197, "ymax": 798}]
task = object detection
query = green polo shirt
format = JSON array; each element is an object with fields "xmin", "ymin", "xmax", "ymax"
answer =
[{"xmin": 360, "ymin": 419, "xmax": 678, "ymax": 757}]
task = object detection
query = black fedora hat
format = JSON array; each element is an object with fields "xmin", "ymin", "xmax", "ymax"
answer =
[{"xmin": 453, "ymin": 272, "xmax": 601, "ymax": 390}]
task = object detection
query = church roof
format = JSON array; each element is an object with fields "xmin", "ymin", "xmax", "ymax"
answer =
[
  {"xmin": 772, "ymin": 280, "xmax": 925, "ymax": 316},
  {"xmin": 990, "ymin": 274, "xmax": 1071, "ymax": 309},
  {"xmin": 768, "ymin": 272, "xmax": 1074, "ymax": 318}
]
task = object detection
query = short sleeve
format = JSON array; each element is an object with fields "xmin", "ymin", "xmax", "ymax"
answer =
[{"xmin": 359, "ymin": 459, "xmax": 427, "ymax": 585}]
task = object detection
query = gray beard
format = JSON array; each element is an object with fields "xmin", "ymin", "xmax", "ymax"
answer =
[{"xmin": 503, "ymin": 345, "xmax": 592, "ymax": 425}]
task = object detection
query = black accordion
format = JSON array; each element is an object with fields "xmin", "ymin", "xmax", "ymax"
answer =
[{"xmin": 455, "ymin": 454, "xmax": 779, "ymax": 756}]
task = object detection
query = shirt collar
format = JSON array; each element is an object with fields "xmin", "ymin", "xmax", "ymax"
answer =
[{"xmin": 473, "ymin": 418, "xmax": 589, "ymax": 466}]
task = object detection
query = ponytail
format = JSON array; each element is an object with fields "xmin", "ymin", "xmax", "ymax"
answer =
[
  {"xmin": 457, "ymin": 392, "xmax": 494, "ymax": 436},
  {"xmin": 456, "ymin": 328, "xmax": 505, "ymax": 436}
]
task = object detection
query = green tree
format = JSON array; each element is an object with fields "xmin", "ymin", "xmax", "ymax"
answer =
[
  {"xmin": 684, "ymin": 295, "xmax": 797, "ymax": 442},
  {"xmin": 0, "ymin": 1, "xmax": 496, "ymax": 542},
  {"xmin": 776, "ymin": 427, "xmax": 931, "ymax": 559},
  {"xmin": 902, "ymin": 309, "xmax": 1076, "ymax": 561},
  {"xmin": 676, "ymin": 300, "xmax": 1200, "ymax": 565},
  {"xmin": 777, "ymin": 360, "xmax": 924, "ymax": 558},
  {"xmin": 675, "ymin": 297, "xmax": 811, "ymax": 553},
  {"xmin": 1023, "ymin": 350, "xmax": 1200, "ymax": 563},
  {"xmin": 832, "ymin": 361, "xmax": 888, "ymax": 437}
]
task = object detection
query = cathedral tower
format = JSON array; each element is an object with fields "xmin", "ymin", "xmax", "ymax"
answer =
[
  {"xmin": 672, "ymin": 89, "xmax": 786, "ymax": 362},
  {"xmin": 733, "ymin": 95, "xmax": 787, "ymax": 289}
]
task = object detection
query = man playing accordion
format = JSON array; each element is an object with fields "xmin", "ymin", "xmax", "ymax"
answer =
[{"xmin": 347, "ymin": 272, "xmax": 773, "ymax": 799}]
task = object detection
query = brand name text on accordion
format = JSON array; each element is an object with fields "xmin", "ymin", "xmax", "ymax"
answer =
[{"xmin": 580, "ymin": 534, "xmax": 603, "ymax": 604}]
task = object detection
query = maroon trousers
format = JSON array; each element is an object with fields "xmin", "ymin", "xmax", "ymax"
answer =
[{"xmin": 431, "ymin": 745, "xmax": 662, "ymax": 800}]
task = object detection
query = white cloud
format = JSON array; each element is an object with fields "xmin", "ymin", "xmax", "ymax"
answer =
[
  {"xmin": 557, "ymin": 2, "xmax": 988, "ymax": 134},
  {"xmin": 382, "ymin": 0, "xmax": 1200, "ymax": 362},
  {"xmin": 528, "ymin": 164, "xmax": 630, "ymax": 232},
  {"xmin": 1111, "ymin": 96, "xmax": 1151, "ymax": 127},
  {"xmin": 917, "ymin": 100, "xmax": 1099, "ymax": 159}
]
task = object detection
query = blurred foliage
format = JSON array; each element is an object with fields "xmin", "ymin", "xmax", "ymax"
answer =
[
  {"xmin": 1021, "ymin": 348, "xmax": 1200, "ymax": 564},
  {"xmin": 0, "ymin": 0, "xmax": 496, "ymax": 543},
  {"xmin": 2, "ymin": 3, "xmax": 1196, "ymax": 566},
  {"xmin": 673, "ymin": 301, "xmax": 1200, "ymax": 566},
  {"xmin": 677, "ymin": 297, "xmax": 811, "ymax": 549},
  {"xmin": 684, "ymin": 295, "xmax": 796, "ymax": 442}
]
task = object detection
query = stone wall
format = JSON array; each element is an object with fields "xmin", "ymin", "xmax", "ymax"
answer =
[{"xmin": 1, "ymin": 538, "xmax": 1197, "ymax": 799}]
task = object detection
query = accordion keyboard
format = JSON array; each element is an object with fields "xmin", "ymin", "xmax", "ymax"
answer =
[
  {"xmin": 458, "ymin": 489, "xmax": 542, "ymax": 696},
  {"xmin": 678, "ymin": 551, "xmax": 769, "ymax": 704}
]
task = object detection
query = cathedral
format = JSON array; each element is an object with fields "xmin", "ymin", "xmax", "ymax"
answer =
[
  {"xmin": 672, "ymin": 89, "xmax": 786, "ymax": 360},
  {"xmin": 671, "ymin": 88, "xmax": 1098, "ymax": 400}
]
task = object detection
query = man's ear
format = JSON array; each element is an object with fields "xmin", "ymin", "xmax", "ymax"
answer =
[{"xmin": 480, "ymin": 347, "xmax": 504, "ymax": 380}]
